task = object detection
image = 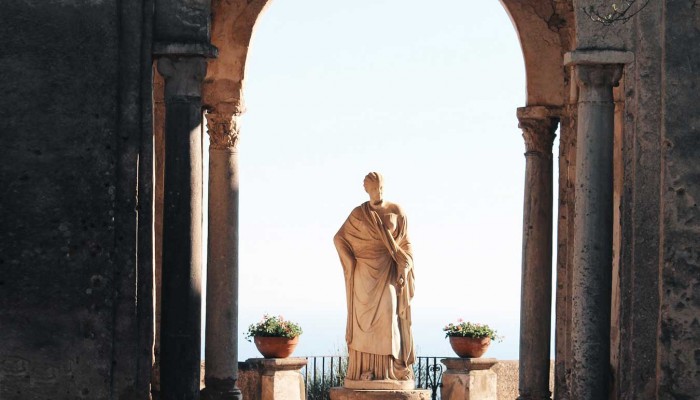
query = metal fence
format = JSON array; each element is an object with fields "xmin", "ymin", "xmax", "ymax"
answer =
[{"xmin": 302, "ymin": 356, "xmax": 446, "ymax": 400}]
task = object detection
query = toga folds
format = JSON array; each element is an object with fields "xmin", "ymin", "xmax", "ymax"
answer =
[{"xmin": 334, "ymin": 202, "xmax": 415, "ymax": 380}]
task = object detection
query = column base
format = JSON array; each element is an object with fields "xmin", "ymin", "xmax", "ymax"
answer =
[
  {"xmin": 516, "ymin": 393, "xmax": 551, "ymax": 400},
  {"xmin": 330, "ymin": 387, "xmax": 432, "ymax": 400},
  {"xmin": 200, "ymin": 386, "xmax": 242, "ymax": 400}
]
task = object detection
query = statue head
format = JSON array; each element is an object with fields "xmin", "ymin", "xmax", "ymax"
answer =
[{"xmin": 363, "ymin": 172, "xmax": 384, "ymax": 201}]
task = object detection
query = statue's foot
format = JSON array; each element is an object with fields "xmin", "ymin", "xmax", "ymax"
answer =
[{"xmin": 360, "ymin": 371, "xmax": 375, "ymax": 381}]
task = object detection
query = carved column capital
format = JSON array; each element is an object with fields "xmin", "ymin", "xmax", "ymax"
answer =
[
  {"xmin": 156, "ymin": 57, "xmax": 208, "ymax": 99},
  {"xmin": 517, "ymin": 106, "xmax": 559, "ymax": 157},
  {"xmin": 206, "ymin": 106, "xmax": 242, "ymax": 151},
  {"xmin": 573, "ymin": 64, "xmax": 623, "ymax": 103}
]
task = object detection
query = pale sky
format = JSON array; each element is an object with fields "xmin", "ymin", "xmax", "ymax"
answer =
[{"xmin": 202, "ymin": 0, "xmax": 559, "ymax": 361}]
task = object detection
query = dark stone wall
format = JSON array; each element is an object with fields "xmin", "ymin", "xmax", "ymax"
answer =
[
  {"xmin": 154, "ymin": 0, "xmax": 211, "ymax": 45},
  {"xmin": 618, "ymin": 1, "xmax": 700, "ymax": 399},
  {"xmin": 0, "ymin": 1, "xmax": 153, "ymax": 399},
  {"xmin": 617, "ymin": 2, "xmax": 663, "ymax": 398},
  {"xmin": 658, "ymin": 1, "xmax": 700, "ymax": 397}
]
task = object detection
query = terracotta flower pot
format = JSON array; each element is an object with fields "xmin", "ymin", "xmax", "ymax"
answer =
[
  {"xmin": 448, "ymin": 336, "xmax": 491, "ymax": 358},
  {"xmin": 253, "ymin": 336, "xmax": 299, "ymax": 358}
]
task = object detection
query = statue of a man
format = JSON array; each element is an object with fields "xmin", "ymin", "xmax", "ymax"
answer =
[{"xmin": 333, "ymin": 172, "xmax": 415, "ymax": 389}]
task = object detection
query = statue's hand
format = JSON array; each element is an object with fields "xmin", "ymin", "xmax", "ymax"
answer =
[{"xmin": 397, "ymin": 262, "xmax": 409, "ymax": 279}]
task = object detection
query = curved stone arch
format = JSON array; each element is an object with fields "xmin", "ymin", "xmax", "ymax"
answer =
[
  {"xmin": 198, "ymin": 2, "xmax": 573, "ymax": 399},
  {"xmin": 499, "ymin": 0, "xmax": 567, "ymax": 107},
  {"xmin": 204, "ymin": 0, "xmax": 274, "ymax": 110}
]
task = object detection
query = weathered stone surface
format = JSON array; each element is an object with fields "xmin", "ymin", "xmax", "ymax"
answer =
[
  {"xmin": 657, "ymin": 1, "xmax": 700, "ymax": 395},
  {"xmin": 246, "ymin": 358, "xmax": 307, "ymax": 400},
  {"xmin": 0, "ymin": 0, "xmax": 153, "ymax": 399},
  {"xmin": 344, "ymin": 379, "xmax": 415, "ymax": 390},
  {"xmin": 615, "ymin": 2, "xmax": 700, "ymax": 399},
  {"xmin": 441, "ymin": 358, "xmax": 498, "ymax": 400},
  {"xmin": 499, "ymin": 0, "xmax": 566, "ymax": 106},
  {"xmin": 330, "ymin": 387, "xmax": 432, "ymax": 400},
  {"xmin": 568, "ymin": 59, "xmax": 623, "ymax": 400},
  {"xmin": 157, "ymin": 56, "xmax": 207, "ymax": 400},
  {"xmin": 442, "ymin": 358, "xmax": 498, "ymax": 372},
  {"xmin": 517, "ymin": 108, "xmax": 557, "ymax": 400},
  {"xmin": 154, "ymin": 0, "xmax": 212, "ymax": 47},
  {"xmin": 443, "ymin": 371, "xmax": 496, "ymax": 400}
]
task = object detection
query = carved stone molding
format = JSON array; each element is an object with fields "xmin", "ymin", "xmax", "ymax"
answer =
[
  {"xmin": 206, "ymin": 109, "xmax": 241, "ymax": 150},
  {"xmin": 156, "ymin": 57, "xmax": 208, "ymax": 99},
  {"xmin": 517, "ymin": 107, "xmax": 559, "ymax": 157},
  {"xmin": 574, "ymin": 64, "xmax": 623, "ymax": 103}
]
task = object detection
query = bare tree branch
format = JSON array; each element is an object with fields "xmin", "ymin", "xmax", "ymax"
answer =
[{"xmin": 583, "ymin": 0, "xmax": 651, "ymax": 25}]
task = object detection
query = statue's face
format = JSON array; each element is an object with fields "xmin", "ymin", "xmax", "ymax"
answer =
[{"xmin": 364, "ymin": 180, "xmax": 383, "ymax": 199}]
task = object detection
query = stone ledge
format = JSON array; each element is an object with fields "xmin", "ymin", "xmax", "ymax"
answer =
[
  {"xmin": 344, "ymin": 379, "xmax": 415, "ymax": 390},
  {"xmin": 245, "ymin": 357, "xmax": 307, "ymax": 373},
  {"xmin": 153, "ymin": 42, "xmax": 219, "ymax": 58},
  {"xmin": 441, "ymin": 357, "xmax": 498, "ymax": 371},
  {"xmin": 330, "ymin": 387, "xmax": 432, "ymax": 400},
  {"xmin": 564, "ymin": 50, "xmax": 634, "ymax": 66},
  {"xmin": 517, "ymin": 105, "xmax": 562, "ymax": 120}
]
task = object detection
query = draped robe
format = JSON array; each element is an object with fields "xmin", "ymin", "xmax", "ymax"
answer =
[{"xmin": 333, "ymin": 202, "xmax": 415, "ymax": 381}]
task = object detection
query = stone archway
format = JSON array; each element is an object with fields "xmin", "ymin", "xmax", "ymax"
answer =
[
  {"xmin": 196, "ymin": 2, "xmax": 570, "ymax": 399},
  {"xmin": 152, "ymin": 1, "xmax": 632, "ymax": 399}
]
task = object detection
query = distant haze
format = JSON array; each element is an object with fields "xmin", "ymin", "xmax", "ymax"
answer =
[{"xmin": 201, "ymin": 0, "xmax": 558, "ymax": 361}]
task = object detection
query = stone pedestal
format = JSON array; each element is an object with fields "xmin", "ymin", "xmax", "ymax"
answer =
[
  {"xmin": 246, "ymin": 358, "xmax": 307, "ymax": 400},
  {"xmin": 441, "ymin": 358, "xmax": 498, "ymax": 400},
  {"xmin": 330, "ymin": 387, "xmax": 431, "ymax": 400}
]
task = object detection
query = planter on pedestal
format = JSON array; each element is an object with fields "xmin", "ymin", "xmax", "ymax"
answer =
[
  {"xmin": 448, "ymin": 336, "xmax": 491, "ymax": 358},
  {"xmin": 254, "ymin": 336, "xmax": 299, "ymax": 359}
]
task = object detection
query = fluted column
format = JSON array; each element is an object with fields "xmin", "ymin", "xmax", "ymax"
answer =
[
  {"xmin": 201, "ymin": 102, "xmax": 243, "ymax": 400},
  {"xmin": 157, "ymin": 56, "xmax": 208, "ymax": 400},
  {"xmin": 564, "ymin": 50, "xmax": 631, "ymax": 400},
  {"xmin": 517, "ymin": 106, "xmax": 558, "ymax": 400}
]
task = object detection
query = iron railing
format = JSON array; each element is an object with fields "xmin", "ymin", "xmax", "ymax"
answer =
[
  {"xmin": 302, "ymin": 356, "xmax": 445, "ymax": 400},
  {"xmin": 302, "ymin": 356, "xmax": 347, "ymax": 400},
  {"xmin": 415, "ymin": 356, "xmax": 444, "ymax": 399}
]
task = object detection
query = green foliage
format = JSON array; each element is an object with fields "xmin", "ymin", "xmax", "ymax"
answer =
[
  {"xmin": 245, "ymin": 314, "xmax": 302, "ymax": 342},
  {"xmin": 443, "ymin": 320, "xmax": 502, "ymax": 342}
]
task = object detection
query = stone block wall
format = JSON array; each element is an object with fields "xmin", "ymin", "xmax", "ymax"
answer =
[
  {"xmin": 616, "ymin": 2, "xmax": 700, "ymax": 398},
  {"xmin": 0, "ymin": 1, "xmax": 153, "ymax": 399}
]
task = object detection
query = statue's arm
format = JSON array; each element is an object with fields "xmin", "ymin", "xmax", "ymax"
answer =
[
  {"xmin": 395, "ymin": 209, "xmax": 413, "ymax": 286},
  {"xmin": 333, "ymin": 230, "xmax": 355, "ymax": 280}
]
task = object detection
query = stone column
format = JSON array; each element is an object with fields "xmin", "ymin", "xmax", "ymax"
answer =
[
  {"xmin": 441, "ymin": 358, "xmax": 498, "ymax": 400},
  {"xmin": 201, "ymin": 103, "xmax": 243, "ymax": 400},
  {"xmin": 564, "ymin": 50, "xmax": 632, "ymax": 400},
  {"xmin": 156, "ymin": 56, "xmax": 207, "ymax": 400},
  {"xmin": 517, "ymin": 106, "xmax": 558, "ymax": 400}
]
